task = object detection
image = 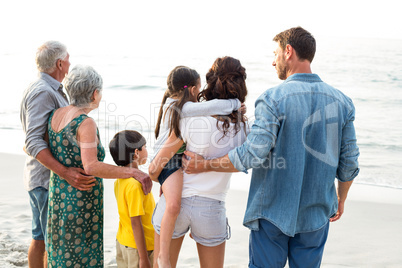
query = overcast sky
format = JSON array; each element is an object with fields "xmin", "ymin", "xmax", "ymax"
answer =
[{"xmin": 1, "ymin": 0, "xmax": 400, "ymax": 56}]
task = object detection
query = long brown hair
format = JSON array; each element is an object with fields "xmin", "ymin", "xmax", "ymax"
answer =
[
  {"xmin": 155, "ymin": 66, "xmax": 200, "ymax": 139},
  {"xmin": 198, "ymin": 56, "xmax": 247, "ymax": 138}
]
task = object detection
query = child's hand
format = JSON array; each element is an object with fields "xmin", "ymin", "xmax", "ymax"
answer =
[
  {"xmin": 239, "ymin": 103, "xmax": 247, "ymax": 115},
  {"xmin": 23, "ymin": 145, "xmax": 28, "ymax": 155},
  {"xmin": 139, "ymin": 258, "xmax": 151, "ymax": 268},
  {"xmin": 159, "ymin": 186, "xmax": 163, "ymax": 197}
]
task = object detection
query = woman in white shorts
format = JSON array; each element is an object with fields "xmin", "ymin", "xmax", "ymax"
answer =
[{"xmin": 151, "ymin": 56, "xmax": 248, "ymax": 267}]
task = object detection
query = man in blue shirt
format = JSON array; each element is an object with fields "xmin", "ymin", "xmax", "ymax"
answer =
[{"xmin": 183, "ymin": 27, "xmax": 359, "ymax": 267}]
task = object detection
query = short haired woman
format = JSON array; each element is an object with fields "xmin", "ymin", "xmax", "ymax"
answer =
[{"xmin": 46, "ymin": 65, "xmax": 152, "ymax": 267}]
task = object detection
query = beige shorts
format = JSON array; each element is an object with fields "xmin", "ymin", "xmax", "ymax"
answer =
[{"xmin": 116, "ymin": 240, "xmax": 154, "ymax": 268}]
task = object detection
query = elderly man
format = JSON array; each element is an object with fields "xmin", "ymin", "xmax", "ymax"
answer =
[
  {"xmin": 20, "ymin": 41, "xmax": 93, "ymax": 268},
  {"xmin": 183, "ymin": 27, "xmax": 360, "ymax": 268}
]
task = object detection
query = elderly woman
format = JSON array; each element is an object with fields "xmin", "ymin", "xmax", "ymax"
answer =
[{"xmin": 46, "ymin": 65, "xmax": 152, "ymax": 267}]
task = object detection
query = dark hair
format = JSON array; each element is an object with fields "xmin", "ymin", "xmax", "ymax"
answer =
[
  {"xmin": 109, "ymin": 130, "xmax": 146, "ymax": 166},
  {"xmin": 198, "ymin": 56, "xmax": 247, "ymax": 138},
  {"xmin": 273, "ymin": 26, "xmax": 316, "ymax": 62},
  {"xmin": 154, "ymin": 66, "xmax": 200, "ymax": 139}
]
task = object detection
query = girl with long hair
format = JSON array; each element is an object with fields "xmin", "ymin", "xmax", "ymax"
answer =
[{"xmin": 149, "ymin": 65, "xmax": 242, "ymax": 268}]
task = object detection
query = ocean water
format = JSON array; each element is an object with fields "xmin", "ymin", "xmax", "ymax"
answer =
[
  {"xmin": 0, "ymin": 36, "xmax": 402, "ymax": 267},
  {"xmin": 2, "ymin": 36, "xmax": 401, "ymax": 188}
]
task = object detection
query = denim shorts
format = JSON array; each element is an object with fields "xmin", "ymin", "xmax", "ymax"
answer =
[
  {"xmin": 157, "ymin": 154, "xmax": 182, "ymax": 185},
  {"xmin": 152, "ymin": 194, "xmax": 231, "ymax": 247},
  {"xmin": 28, "ymin": 187, "xmax": 48, "ymax": 241}
]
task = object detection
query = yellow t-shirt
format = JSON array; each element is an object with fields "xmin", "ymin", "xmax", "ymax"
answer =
[{"xmin": 114, "ymin": 178, "xmax": 155, "ymax": 250}]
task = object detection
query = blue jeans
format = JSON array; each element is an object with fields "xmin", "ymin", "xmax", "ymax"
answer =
[
  {"xmin": 249, "ymin": 219, "xmax": 329, "ymax": 268},
  {"xmin": 28, "ymin": 187, "xmax": 48, "ymax": 241}
]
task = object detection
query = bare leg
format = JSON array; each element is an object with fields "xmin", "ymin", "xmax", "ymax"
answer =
[
  {"xmin": 28, "ymin": 239, "xmax": 46, "ymax": 268},
  {"xmin": 170, "ymin": 236, "xmax": 185, "ymax": 268},
  {"xmin": 158, "ymin": 169, "xmax": 183, "ymax": 268},
  {"xmin": 153, "ymin": 231, "xmax": 160, "ymax": 268},
  {"xmin": 44, "ymin": 251, "xmax": 47, "ymax": 268},
  {"xmin": 154, "ymin": 231, "xmax": 185, "ymax": 268},
  {"xmin": 196, "ymin": 242, "xmax": 226, "ymax": 268}
]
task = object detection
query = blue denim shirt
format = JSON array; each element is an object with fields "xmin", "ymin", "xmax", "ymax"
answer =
[{"xmin": 228, "ymin": 73, "xmax": 360, "ymax": 236}]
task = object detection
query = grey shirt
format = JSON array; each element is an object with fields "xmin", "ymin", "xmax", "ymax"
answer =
[{"xmin": 20, "ymin": 72, "xmax": 69, "ymax": 191}]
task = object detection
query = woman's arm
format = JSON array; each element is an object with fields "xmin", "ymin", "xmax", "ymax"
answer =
[
  {"xmin": 148, "ymin": 132, "xmax": 184, "ymax": 182},
  {"xmin": 78, "ymin": 118, "xmax": 152, "ymax": 193}
]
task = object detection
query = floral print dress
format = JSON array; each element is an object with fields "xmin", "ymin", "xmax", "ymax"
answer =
[{"xmin": 47, "ymin": 110, "xmax": 105, "ymax": 268}]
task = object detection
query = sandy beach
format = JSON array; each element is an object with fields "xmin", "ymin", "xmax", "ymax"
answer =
[{"xmin": 1, "ymin": 152, "xmax": 401, "ymax": 267}]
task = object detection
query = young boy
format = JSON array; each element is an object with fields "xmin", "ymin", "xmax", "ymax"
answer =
[{"xmin": 109, "ymin": 130, "xmax": 155, "ymax": 268}]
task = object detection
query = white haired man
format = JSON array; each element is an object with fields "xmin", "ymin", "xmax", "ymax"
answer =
[{"xmin": 20, "ymin": 41, "xmax": 95, "ymax": 267}]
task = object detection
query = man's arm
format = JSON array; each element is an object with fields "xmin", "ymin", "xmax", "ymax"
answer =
[
  {"xmin": 330, "ymin": 180, "xmax": 353, "ymax": 222},
  {"xmin": 183, "ymin": 96, "xmax": 279, "ymax": 174},
  {"xmin": 336, "ymin": 107, "xmax": 360, "ymax": 182},
  {"xmin": 182, "ymin": 151, "xmax": 238, "ymax": 173},
  {"xmin": 331, "ymin": 104, "xmax": 360, "ymax": 222},
  {"xmin": 36, "ymin": 148, "xmax": 96, "ymax": 191},
  {"xmin": 23, "ymin": 90, "xmax": 96, "ymax": 191},
  {"xmin": 24, "ymin": 90, "xmax": 55, "ymax": 158}
]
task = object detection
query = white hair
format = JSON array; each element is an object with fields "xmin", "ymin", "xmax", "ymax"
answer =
[
  {"xmin": 64, "ymin": 65, "xmax": 103, "ymax": 107},
  {"xmin": 36, "ymin": 41, "xmax": 68, "ymax": 73}
]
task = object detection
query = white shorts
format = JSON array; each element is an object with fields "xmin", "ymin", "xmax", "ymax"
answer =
[{"xmin": 152, "ymin": 194, "xmax": 231, "ymax": 247}]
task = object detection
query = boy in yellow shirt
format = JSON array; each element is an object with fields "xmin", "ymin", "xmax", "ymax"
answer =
[{"xmin": 109, "ymin": 130, "xmax": 155, "ymax": 268}]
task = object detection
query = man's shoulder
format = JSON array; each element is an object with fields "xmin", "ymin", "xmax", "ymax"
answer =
[
  {"xmin": 255, "ymin": 82, "xmax": 286, "ymax": 106},
  {"xmin": 315, "ymin": 81, "xmax": 355, "ymax": 110},
  {"xmin": 326, "ymin": 83, "xmax": 354, "ymax": 102},
  {"xmin": 23, "ymin": 78, "xmax": 53, "ymax": 100},
  {"xmin": 258, "ymin": 78, "xmax": 354, "ymax": 108}
]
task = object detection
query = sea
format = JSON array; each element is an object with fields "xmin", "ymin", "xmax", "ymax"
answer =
[{"xmin": 0, "ymin": 36, "xmax": 401, "ymax": 267}]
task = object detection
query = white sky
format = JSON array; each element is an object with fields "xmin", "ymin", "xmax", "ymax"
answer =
[{"xmin": 0, "ymin": 0, "xmax": 400, "ymax": 56}]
